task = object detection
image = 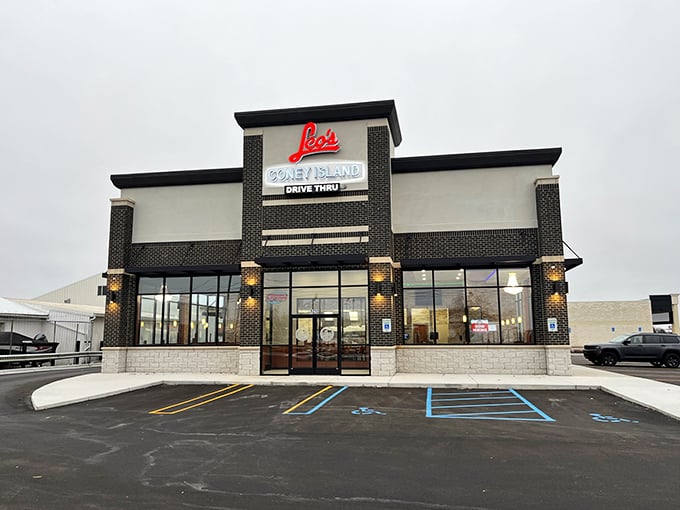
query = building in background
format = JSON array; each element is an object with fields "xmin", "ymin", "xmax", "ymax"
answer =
[
  {"xmin": 568, "ymin": 294, "xmax": 680, "ymax": 348},
  {"xmin": 33, "ymin": 273, "xmax": 107, "ymax": 308},
  {"xmin": 1, "ymin": 274, "xmax": 106, "ymax": 354}
]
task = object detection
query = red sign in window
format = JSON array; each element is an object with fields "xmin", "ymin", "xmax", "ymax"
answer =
[{"xmin": 470, "ymin": 320, "xmax": 489, "ymax": 333}]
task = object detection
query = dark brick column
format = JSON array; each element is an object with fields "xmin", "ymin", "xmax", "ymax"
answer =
[
  {"xmin": 393, "ymin": 266, "xmax": 405, "ymax": 344},
  {"xmin": 369, "ymin": 262, "xmax": 396, "ymax": 346},
  {"xmin": 241, "ymin": 135, "xmax": 263, "ymax": 261},
  {"xmin": 103, "ymin": 271, "xmax": 137, "ymax": 347},
  {"xmin": 239, "ymin": 264, "xmax": 263, "ymax": 347},
  {"xmin": 367, "ymin": 125, "xmax": 393, "ymax": 258},
  {"xmin": 103, "ymin": 199, "xmax": 136, "ymax": 347},
  {"xmin": 366, "ymin": 124, "xmax": 396, "ymax": 348},
  {"xmin": 534, "ymin": 178, "xmax": 569, "ymax": 345}
]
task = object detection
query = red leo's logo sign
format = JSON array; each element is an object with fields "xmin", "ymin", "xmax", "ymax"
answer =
[{"xmin": 288, "ymin": 122, "xmax": 341, "ymax": 163}]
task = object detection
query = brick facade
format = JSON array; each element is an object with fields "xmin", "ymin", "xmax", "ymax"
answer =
[
  {"xmin": 129, "ymin": 240, "xmax": 241, "ymax": 268},
  {"xmin": 394, "ymin": 229, "xmax": 538, "ymax": 260}
]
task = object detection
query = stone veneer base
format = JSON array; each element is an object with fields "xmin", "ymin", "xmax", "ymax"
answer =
[
  {"xmin": 103, "ymin": 345, "xmax": 572, "ymax": 376},
  {"xmin": 102, "ymin": 346, "xmax": 239, "ymax": 374},
  {"xmin": 396, "ymin": 345, "xmax": 572, "ymax": 376},
  {"xmin": 370, "ymin": 346, "xmax": 397, "ymax": 376}
]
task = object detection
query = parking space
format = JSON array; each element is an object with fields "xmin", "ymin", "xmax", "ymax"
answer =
[
  {"xmin": 426, "ymin": 389, "xmax": 555, "ymax": 421},
  {"xmin": 5, "ymin": 378, "xmax": 679, "ymax": 510}
]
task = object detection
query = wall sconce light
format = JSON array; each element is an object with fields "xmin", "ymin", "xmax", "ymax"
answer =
[
  {"xmin": 551, "ymin": 281, "xmax": 569, "ymax": 295},
  {"xmin": 376, "ymin": 281, "xmax": 395, "ymax": 297},
  {"xmin": 243, "ymin": 284, "xmax": 257, "ymax": 299},
  {"xmin": 110, "ymin": 291, "xmax": 118, "ymax": 304}
]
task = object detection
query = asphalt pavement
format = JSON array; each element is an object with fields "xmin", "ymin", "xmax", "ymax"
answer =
[
  {"xmin": 26, "ymin": 363, "xmax": 680, "ymax": 421},
  {"xmin": 1, "ymin": 369, "xmax": 678, "ymax": 510}
]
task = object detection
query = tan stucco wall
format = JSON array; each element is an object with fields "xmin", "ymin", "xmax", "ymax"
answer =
[
  {"xmin": 122, "ymin": 182, "xmax": 243, "ymax": 243},
  {"xmin": 391, "ymin": 164, "xmax": 553, "ymax": 233}
]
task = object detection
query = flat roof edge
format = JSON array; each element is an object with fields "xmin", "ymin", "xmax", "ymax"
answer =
[
  {"xmin": 111, "ymin": 167, "xmax": 243, "ymax": 189},
  {"xmin": 235, "ymin": 99, "xmax": 402, "ymax": 147},
  {"xmin": 392, "ymin": 148, "xmax": 562, "ymax": 173}
]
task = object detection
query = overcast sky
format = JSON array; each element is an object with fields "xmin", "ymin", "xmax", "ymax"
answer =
[{"xmin": 1, "ymin": 0, "xmax": 678, "ymax": 302}]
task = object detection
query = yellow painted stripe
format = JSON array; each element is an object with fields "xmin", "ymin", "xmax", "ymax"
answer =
[
  {"xmin": 153, "ymin": 384, "xmax": 254, "ymax": 415},
  {"xmin": 150, "ymin": 384, "xmax": 254, "ymax": 415},
  {"xmin": 283, "ymin": 385, "xmax": 334, "ymax": 414},
  {"xmin": 149, "ymin": 384, "xmax": 242, "ymax": 414}
]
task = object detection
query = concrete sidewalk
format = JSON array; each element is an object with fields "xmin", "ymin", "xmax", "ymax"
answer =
[{"xmin": 30, "ymin": 365, "xmax": 680, "ymax": 421}]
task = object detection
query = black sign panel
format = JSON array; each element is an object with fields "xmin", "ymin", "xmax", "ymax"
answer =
[
  {"xmin": 284, "ymin": 182, "xmax": 341, "ymax": 196},
  {"xmin": 650, "ymin": 294, "xmax": 673, "ymax": 324}
]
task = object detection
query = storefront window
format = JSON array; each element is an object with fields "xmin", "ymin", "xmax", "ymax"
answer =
[
  {"xmin": 403, "ymin": 288, "xmax": 434, "ymax": 344},
  {"xmin": 136, "ymin": 275, "xmax": 240, "ymax": 346},
  {"xmin": 467, "ymin": 287, "xmax": 500, "ymax": 344},
  {"xmin": 261, "ymin": 269, "xmax": 369, "ymax": 374},
  {"xmin": 498, "ymin": 268, "xmax": 532, "ymax": 344},
  {"xmin": 436, "ymin": 288, "xmax": 466, "ymax": 344},
  {"xmin": 402, "ymin": 268, "xmax": 533, "ymax": 345}
]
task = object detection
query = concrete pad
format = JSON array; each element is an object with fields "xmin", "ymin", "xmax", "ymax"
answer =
[{"xmin": 31, "ymin": 373, "xmax": 165, "ymax": 410}]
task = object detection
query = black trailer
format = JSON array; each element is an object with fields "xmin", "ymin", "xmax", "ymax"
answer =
[{"xmin": 0, "ymin": 332, "xmax": 59, "ymax": 367}]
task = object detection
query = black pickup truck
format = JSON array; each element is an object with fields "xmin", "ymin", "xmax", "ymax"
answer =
[
  {"xmin": 583, "ymin": 332, "xmax": 680, "ymax": 368},
  {"xmin": 0, "ymin": 332, "xmax": 59, "ymax": 367}
]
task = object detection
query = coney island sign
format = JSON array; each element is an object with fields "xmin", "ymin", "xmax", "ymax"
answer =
[{"xmin": 263, "ymin": 122, "xmax": 365, "ymax": 189}]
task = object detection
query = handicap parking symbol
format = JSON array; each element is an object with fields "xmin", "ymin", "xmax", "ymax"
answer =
[
  {"xmin": 590, "ymin": 413, "xmax": 639, "ymax": 424},
  {"xmin": 352, "ymin": 407, "xmax": 386, "ymax": 415}
]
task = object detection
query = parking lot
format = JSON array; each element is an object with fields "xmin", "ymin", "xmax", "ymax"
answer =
[
  {"xmin": 572, "ymin": 353, "xmax": 680, "ymax": 385},
  {"xmin": 1, "ymin": 371, "xmax": 679, "ymax": 510}
]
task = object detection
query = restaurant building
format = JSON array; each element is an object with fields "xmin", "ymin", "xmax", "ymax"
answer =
[{"xmin": 102, "ymin": 100, "xmax": 579, "ymax": 377}]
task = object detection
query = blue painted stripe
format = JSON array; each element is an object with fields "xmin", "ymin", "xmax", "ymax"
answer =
[
  {"xmin": 432, "ymin": 391, "xmax": 509, "ymax": 396},
  {"xmin": 508, "ymin": 388, "xmax": 555, "ymax": 422},
  {"xmin": 431, "ymin": 396, "xmax": 516, "ymax": 402},
  {"xmin": 437, "ymin": 410, "xmax": 536, "ymax": 417},
  {"xmin": 298, "ymin": 385, "xmax": 349, "ymax": 415},
  {"xmin": 432, "ymin": 402, "xmax": 526, "ymax": 409},
  {"xmin": 433, "ymin": 415, "xmax": 551, "ymax": 421},
  {"xmin": 427, "ymin": 388, "xmax": 555, "ymax": 422}
]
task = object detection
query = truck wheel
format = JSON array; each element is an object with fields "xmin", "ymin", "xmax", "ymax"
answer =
[
  {"xmin": 601, "ymin": 351, "xmax": 618, "ymax": 366},
  {"xmin": 663, "ymin": 353, "xmax": 680, "ymax": 368}
]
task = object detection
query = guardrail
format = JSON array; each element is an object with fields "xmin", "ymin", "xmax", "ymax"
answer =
[{"xmin": 0, "ymin": 351, "xmax": 102, "ymax": 366}]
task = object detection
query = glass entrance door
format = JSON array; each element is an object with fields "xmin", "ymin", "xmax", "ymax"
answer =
[{"xmin": 290, "ymin": 315, "xmax": 339, "ymax": 374}]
